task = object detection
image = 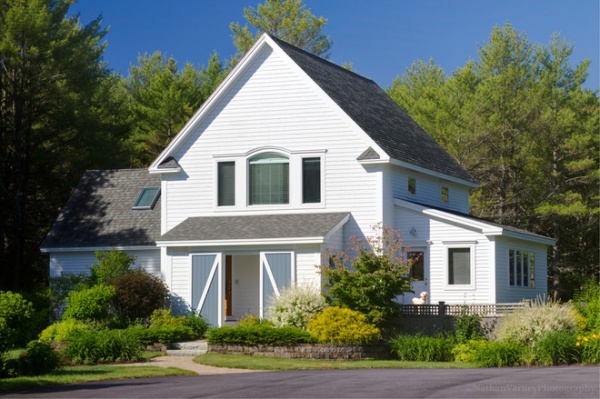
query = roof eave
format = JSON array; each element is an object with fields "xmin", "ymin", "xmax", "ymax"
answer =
[
  {"xmin": 40, "ymin": 245, "xmax": 158, "ymax": 253},
  {"xmin": 157, "ymin": 237, "xmax": 325, "ymax": 247}
]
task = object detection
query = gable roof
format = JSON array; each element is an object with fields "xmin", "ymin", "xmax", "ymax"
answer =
[
  {"xmin": 158, "ymin": 212, "xmax": 349, "ymax": 246},
  {"xmin": 395, "ymin": 199, "xmax": 555, "ymax": 245},
  {"xmin": 270, "ymin": 36, "xmax": 477, "ymax": 185},
  {"xmin": 40, "ymin": 169, "xmax": 161, "ymax": 250},
  {"xmin": 150, "ymin": 34, "xmax": 476, "ymax": 186}
]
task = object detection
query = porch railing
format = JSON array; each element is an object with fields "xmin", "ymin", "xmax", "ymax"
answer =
[{"xmin": 399, "ymin": 301, "xmax": 530, "ymax": 317}]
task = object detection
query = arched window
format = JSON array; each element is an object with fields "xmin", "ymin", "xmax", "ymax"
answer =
[{"xmin": 249, "ymin": 153, "xmax": 289, "ymax": 205}]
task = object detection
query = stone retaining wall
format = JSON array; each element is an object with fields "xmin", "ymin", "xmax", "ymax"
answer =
[{"xmin": 208, "ymin": 343, "xmax": 391, "ymax": 360}]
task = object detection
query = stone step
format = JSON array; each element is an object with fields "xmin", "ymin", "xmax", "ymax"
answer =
[
  {"xmin": 165, "ymin": 340, "xmax": 208, "ymax": 356},
  {"xmin": 166, "ymin": 349, "xmax": 207, "ymax": 356},
  {"xmin": 170, "ymin": 340, "xmax": 208, "ymax": 350}
]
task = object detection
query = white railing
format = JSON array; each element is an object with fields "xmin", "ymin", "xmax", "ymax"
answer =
[{"xmin": 399, "ymin": 301, "xmax": 529, "ymax": 317}]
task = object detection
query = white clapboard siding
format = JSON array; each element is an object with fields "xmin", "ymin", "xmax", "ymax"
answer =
[
  {"xmin": 50, "ymin": 249, "xmax": 160, "ymax": 278},
  {"xmin": 295, "ymin": 246, "xmax": 321, "ymax": 288},
  {"xmin": 162, "ymin": 45, "xmax": 379, "ymax": 239},
  {"xmin": 391, "ymin": 168, "xmax": 470, "ymax": 214}
]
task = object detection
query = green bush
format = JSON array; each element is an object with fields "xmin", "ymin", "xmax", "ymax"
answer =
[
  {"xmin": 320, "ymin": 225, "xmax": 412, "ymax": 326},
  {"xmin": 62, "ymin": 285, "xmax": 115, "ymax": 323},
  {"xmin": 576, "ymin": 332, "xmax": 600, "ymax": 364},
  {"xmin": 238, "ymin": 314, "xmax": 273, "ymax": 327},
  {"xmin": 39, "ymin": 319, "xmax": 94, "ymax": 342},
  {"xmin": 531, "ymin": 329, "xmax": 579, "ymax": 366},
  {"xmin": 452, "ymin": 339, "xmax": 489, "ymax": 363},
  {"xmin": 468, "ymin": 340, "xmax": 524, "ymax": 367},
  {"xmin": 183, "ymin": 313, "xmax": 210, "ymax": 338},
  {"xmin": 208, "ymin": 325, "xmax": 314, "ymax": 345},
  {"xmin": 89, "ymin": 249, "xmax": 134, "ymax": 285},
  {"xmin": 453, "ymin": 309, "xmax": 484, "ymax": 344},
  {"xmin": 128, "ymin": 324, "xmax": 195, "ymax": 345},
  {"xmin": 0, "ymin": 291, "xmax": 34, "ymax": 353},
  {"xmin": 109, "ymin": 269, "xmax": 169, "ymax": 325},
  {"xmin": 62, "ymin": 329, "xmax": 142, "ymax": 364},
  {"xmin": 388, "ymin": 334, "xmax": 455, "ymax": 362},
  {"xmin": 267, "ymin": 284, "xmax": 326, "ymax": 329},
  {"xmin": 573, "ymin": 280, "xmax": 600, "ymax": 331},
  {"xmin": 306, "ymin": 307, "xmax": 380, "ymax": 345},
  {"xmin": 495, "ymin": 299, "xmax": 578, "ymax": 345},
  {"xmin": 16, "ymin": 340, "xmax": 63, "ymax": 376}
]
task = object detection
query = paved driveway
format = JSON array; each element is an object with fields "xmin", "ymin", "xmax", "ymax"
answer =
[{"xmin": 5, "ymin": 366, "xmax": 599, "ymax": 398}]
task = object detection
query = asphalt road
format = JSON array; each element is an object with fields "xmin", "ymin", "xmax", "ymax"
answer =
[{"xmin": 4, "ymin": 366, "xmax": 599, "ymax": 398}]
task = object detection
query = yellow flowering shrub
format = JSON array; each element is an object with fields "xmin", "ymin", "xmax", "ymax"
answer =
[
  {"xmin": 306, "ymin": 307, "xmax": 380, "ymax": 345},
  {"xmin": 576, "ymin": 332, "xmax": 600, "ymax": 364}
]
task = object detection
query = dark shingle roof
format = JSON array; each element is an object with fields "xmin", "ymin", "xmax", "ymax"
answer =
[
  {"xmin": 159, "ymin": 213, "xmax": 349, "ymax": 242},
  {"xmin": 41, "ymin": 169, "xmax": 161, "ymax": 249},
  {"xmin": 271, "ymin": 35, "xmax": 477, "ymax": 185}
]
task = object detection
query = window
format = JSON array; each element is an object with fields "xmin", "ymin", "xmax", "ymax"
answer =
[
  {"xmin": 441, "ymin": 186, "xmax": 449, "ymax": 203},
  {"xmin": 249, "ymin": 153, "xmax": 289, "ymax": 205},
  {"xmin": 218, "ymin": 162, "xmax": 235, "ymax": 206},
  {"xmin": 302, "ymin": 157, "xmax": 321, "ymax": 203},
  {"xmin": 133, "ymin": 187, "xmax": 160, "ymax": 210},
  {"xmin": 509, "ymin": 249, "xmax": 535, "ymax": 287},
  {"xmin": 448, "ymin": 248, "xmax": 471, "ymax": 285},
  {"xmin": 408, "ymin": 251, "xmax": 424, "ymax": 281},
  {"xmin": 408, "ymin": 178, "xmax": 416, "ymax": 195}
]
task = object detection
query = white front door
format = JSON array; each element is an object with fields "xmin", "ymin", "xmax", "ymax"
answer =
[{"xmin": 399, "ymin": 249, "xmax": 429, "ymax": 304}]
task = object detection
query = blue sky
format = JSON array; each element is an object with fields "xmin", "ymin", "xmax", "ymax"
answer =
[{"xmin": 71, "ymin": 0, "xmax": 599, "ymax": 90}]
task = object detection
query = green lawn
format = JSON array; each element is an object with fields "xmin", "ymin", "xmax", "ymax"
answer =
[
  {"xmin": 0, "ymin": 352, "xmax": 194, "ymax": 392},
  {"xmin": 194, "ymin": 353, "xmax": 477, "ymax": 370}
]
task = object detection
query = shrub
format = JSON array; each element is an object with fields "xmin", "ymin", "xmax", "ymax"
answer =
[
  {"xmin": 39, "ymin": 319, "xmax": 94, "ymax": 342},
  {"xmin": 62, "ymin": 329, "xmax": 142, "ymax": 364},
  {"xmin": 306, "ymin": 307, "xmax": 380, "ymax": 345},
  {"xmin": 267, "ymin": 284, "xmax": 326, "ymax": 329},
  {"xmin": 576, "ymin": 331, "xmax": 600, "ymax": 364},
  {"xmin": 531, "ymin": 329, "xmax": 579, "ymax": 366},
  {"xmin": 468, "ymin": 340, "xmax": 525, "ymax": 367},
  {"xmin": 16, "ymin": 340, "xmax": 63, "ymax": 376},
  {"xmin": 109, "ymin": 269, "xmax": 169, "ymax": 325},
  {"xmin": 494, "ymin": 299, "xmax": 578, "ymax": 345},
  {"xmin": 0, "ymin": 291, "xmax": 34, "ymax": 353},
  {"xmin": 320, "ymin": 225, "xmax": 412, "ymax": 326},
  {"xmin": 452, "ymin": 339, "xmax": 488, "ymax": 363},
  {"xmin": 128, "ymin": 324, "xmax": 195, "ymax": 345},
  {"xmin": 453, "ymin": 309, "xmax": 484, "ymax": 344},
  {"xmin": 183, "ymin": 313, "xmax": 210, "ymax": 338},
  {"xmin": 389, "ymin": 334, "xmax": 454, "ymax": 362},
  {"xmin": 89, "ymin": 249, "xmax": 134, "ymax": 285},
  {"xmin": 208, "ymin": 325, "xmax": 314, "ymax": 345},
  {"xmin": 48, "ymin": 272, "xmax": 91, "ymax": 319},
  {"xmin": 238, "ymin": 314, "xmax": 273, "ymax": 327},
  {"xmin": 62, "ymin": 285, "xmax": 115, "ymax": 323},
  {"xmin": 573, "ymin": 280, "xmax": 600, "ymax": 331}
]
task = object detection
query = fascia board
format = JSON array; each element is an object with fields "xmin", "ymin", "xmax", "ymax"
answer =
[
  {"xmin": 264, "ymin": 35, "xmax": 391, "ymax": 163},
  {"xmin": 501, "ymin": 230, "xmax": 556, "ymax": 246},
  {"xmin": 394, "ymin": 199, "xmax": 502, "ymax": 234},
  {"xmin": 40, "ymin": 245, "xmax": 158, "ymax": 253},
  {"xmin": 156, "ymin": 237, "xmax": 324, "ymax": 247},
  {"xmin": 148, "ymin": 34, "xmax": 273, "ymax": 172},
  {"xmin": 323, "ymin": 214, "xmax": 350, "ymax": 241},
  {"xmin": 390, "ymin": 159, "xmax": 479, "ymax": 188}
]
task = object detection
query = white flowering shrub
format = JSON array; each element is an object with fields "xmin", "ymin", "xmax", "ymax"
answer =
[
  {"xmin": 495, "ymin": 299, "xmax": 578, "ymax": 345},
  {"xmin": 267, "ymin": 284, "xmax": 326, "ymax": 329}
]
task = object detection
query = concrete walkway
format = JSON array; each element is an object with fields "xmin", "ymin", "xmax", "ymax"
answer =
[{"xmin": 127, "ymin": 355, "xmax": 262, "ymax": 375}]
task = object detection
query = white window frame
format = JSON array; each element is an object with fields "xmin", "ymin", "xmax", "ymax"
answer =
[
  {"xmin": 443, "ymin": 241, "xmax": 476, "ymax": 290},
  {"xmin": 508, "ymin": 248, "xmax": 535, "ymax": 288}
]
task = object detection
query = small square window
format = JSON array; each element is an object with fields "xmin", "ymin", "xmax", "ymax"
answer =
[
  {"xmin": 408, "ymin": 178, "xmax": 416, "ymax": 195},
  {"xmin": 133, "ymin": 187, "xmax": 160, "ymax": 210},
  {"xmin": 441, "ymin": 187, "xmax": 449, "ymax": 202}
]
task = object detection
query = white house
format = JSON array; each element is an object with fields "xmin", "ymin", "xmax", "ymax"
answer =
[{"xmin": 41, "ymin": 34, "xmax": 554, "ymax": 326}]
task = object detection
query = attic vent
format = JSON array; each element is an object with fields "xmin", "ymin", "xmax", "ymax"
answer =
[{"xmin": 133, "ymin": 187, "xmax": 160, "ymax": 210}]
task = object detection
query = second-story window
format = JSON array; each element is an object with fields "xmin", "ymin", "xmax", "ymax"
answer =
[
  {"xmin": 441, "ymin": 186, "xmax": 449, "ymax": 203},
  {"xmin": 249, "ymin": 153, "xmax": 289, "ymax": 205},
  {"xmin": 408, "ymin": 177, "xmax": 417, "ymax": 195},
  {"xmin": 302, "ymin": 157, "xmax": 321, "ymax": 203},
  {"xmin": 218, "ymin": 162, "xmax": 235, "ymax": 206}
]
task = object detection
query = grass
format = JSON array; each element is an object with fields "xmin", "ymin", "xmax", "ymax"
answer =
[
  {"xmin": 194, "ymin": 353, "xmax": 477, "ymax": 370},
  {"xmin": 0, "ymin": 352, "xmax": 193, "ymax": 392}
]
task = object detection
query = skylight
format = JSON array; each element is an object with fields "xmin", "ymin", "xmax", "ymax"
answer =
[{"xmin": 133, "ymin": 187, "xmax": 160, "ymax": 210}]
